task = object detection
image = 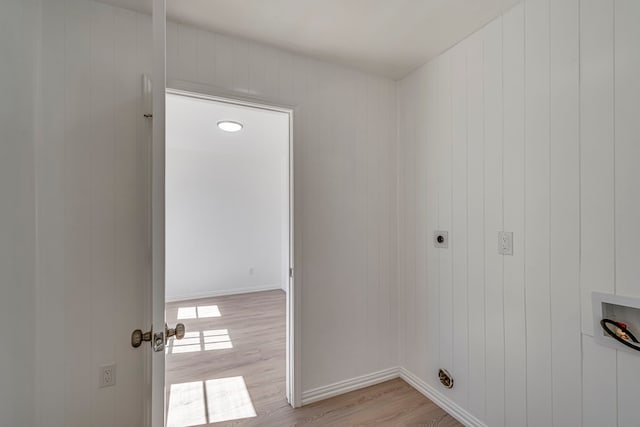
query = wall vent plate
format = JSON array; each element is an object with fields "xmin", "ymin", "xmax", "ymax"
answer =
[
  {"xmin": 438, "ymin": 368, "xmax": 454, "ymax": 389},
  {"xmin": 434, "ymin": 231, "xmax": 448, "ymax": 248}
]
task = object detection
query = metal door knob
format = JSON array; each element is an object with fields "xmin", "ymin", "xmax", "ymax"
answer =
[
  {"xmin": 165, "ymin": 323, "xmax": 186, "ymax": 343},
  {"xmin": 131, "ymin": 329, "xmax": 152, "ymax": 348}
]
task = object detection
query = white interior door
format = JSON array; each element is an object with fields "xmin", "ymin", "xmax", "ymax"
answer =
[{"xmin": 151, "ymin": 0, "xmax": 167, "ymax": 426}]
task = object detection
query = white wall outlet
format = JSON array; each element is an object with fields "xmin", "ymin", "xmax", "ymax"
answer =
[
  {"xmin": 498, "ymin": 231, "xmax": 513, "ymax": 255},
  {"xmin": 249, "ymin": 267, "xmax": 254, "ymax": 275},
  {"xmin": 99, "ymin": 364, "xmax": 116, "ymax": 388},
  {"xmin": 434, "ymin": 231, "xmax": 448, "ymax": 248}
]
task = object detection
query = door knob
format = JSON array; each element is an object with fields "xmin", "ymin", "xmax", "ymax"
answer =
[
  {"xmin": 165, "ymin": 323, "xmax": 186, "ymax": 344},
  {"xmin": 131, "ymin": 329, "xmax": 152, "ymax": 348}
]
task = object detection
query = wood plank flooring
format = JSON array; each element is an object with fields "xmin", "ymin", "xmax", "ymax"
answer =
[{"xmin": 166, "ymin": 290, "xmax": 460, "ymax": 426}]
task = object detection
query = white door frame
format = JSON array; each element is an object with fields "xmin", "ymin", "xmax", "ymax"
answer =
[
  {"xmin": 164, "ymin": 81, "xmax": 302, "ymax": 410},
  {"xmin": 150, "ymin": 1, "xmax": 167, "ymax": 426}
]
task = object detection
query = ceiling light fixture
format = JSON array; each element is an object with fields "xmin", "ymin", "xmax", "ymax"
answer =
[{"xmin": 217, "ymin": 120, "xmax": 243, "ymax": 132}]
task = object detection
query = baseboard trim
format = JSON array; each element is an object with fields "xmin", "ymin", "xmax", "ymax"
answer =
[
  {"xmin": 399, "ymin": 367, "xmax": 487, "ymax": 427},
  {"xmin": 165, "ymin": 285, "xmax": 282, "ymax": 302},
  {"xmin": 301, "ymin": 367, "xmax": 401, "ymax": 405}
]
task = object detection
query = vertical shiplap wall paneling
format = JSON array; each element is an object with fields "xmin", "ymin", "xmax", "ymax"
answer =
[
  {"xmin": 366, "ymin": 73, "xmax": 383, "ymax": 372},
  {"xmin": 0, "ymin": 0, "xmax": 36, "ymax": 425},
  {"xmin": 396, "ymin": 78, "xmax": 406, "ymax": 368},
  {"xmin": 466, "ymin": 32, "xmax": 486, "ymax": 422},
  {"xmin": 398, "ymin": 72, "xmax": 418, "ymax": 371},
  {"xmin": 579, "ymin": 0, "xmax": 618, "ymax": 425},
  {"xmin": 350, "ymin": 70, "xmax": 367, "ymax": 370},
  {"xmin": 614, "ymin": 2, "xmax": 640, "ymax": 426},
  {"xmin": 35, "ymin": 2, "xmax": 151, "ymax": 425},
  {"xmin": 195, "ymin": 29, "xmax": 215, "ymax": 87},
  {"xmin": 501, "ymin": 4, "xmax": 527, "ymax": 425},
  {"xmin": 379, "ymin": 78, "xmax": 396, "ymax": 368},
  {"xmin": 408, "ymin": 71, "xmax": 420, "ymax": 373},
  {"xmin": 114, "ymin": 7, "xmax": 145, "ymax": 426},
  {"xmin": 409, "ymin": 69, "xmax": 420, "ymax": 375},
  {"xmin": 299, "ymin": 58, "xmax": 325, "ymax": 388},
  {"xmin": 387, "ymin": 80, "xmax": 399, "ymax": 367},
  {"xmin": 482, "ymin": 18, "xmax": 505, "ymax": 427},
  {"xmin": 437, "ymin": 53, "xmax": 454, "ymax": 386},
  {"xmin": 424, "ymin": 60, "xmax": 439, "ymax": 382},
  {"xmin": 232, "ymin": 38, "xmax": 251, "ymax": 94},
  {"xmin": 549, "ymin": 0, "xmax": 582, "ymax": 425},
  {"xmin": 176, "ymin": 23, "xmax": 197, "ymax": 82},
  {"xmin": 524, "ymin": 0, "xmax": 552, "ymax": 424},
  {"xmin": 400, "ymin": 0, "xmax": 639, "ymax": 425},
  {"xmin": 165, "ymin": 21, "xmax": 177, "ymax": 84},
  {"xmin": 64, "ymin": 1, "xmax": 94, "ymax": 424},
  {"xmin": 450, "ymin": 41, "xmax": 469, "ymax": 408},
  {"xmin": 250, "ymin": 44, "xmax": 281, "ymax": 100},
  {"xmin": 91, "ymin": 3, "xmax": 117, "ymax": 426},
  {"xmin": 579, "ymin": 0, "xmax": 615, "ymax": 335},
  {"xmin": 36, "ymin": 1, "xmax": 66, "ymax": 425},
  {"xmin": 212, "ymin": 33, "xmax": 232, "ymax": 90}
]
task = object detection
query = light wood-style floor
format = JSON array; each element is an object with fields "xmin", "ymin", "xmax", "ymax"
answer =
[{"xmin": 166, "ymin": 290, "xmax": 460, "ymax": 426}]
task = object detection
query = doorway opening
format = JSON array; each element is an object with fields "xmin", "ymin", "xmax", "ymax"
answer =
[{"xmin": 163, "ymin": 90, "xmax": 294, "ymax": 426}]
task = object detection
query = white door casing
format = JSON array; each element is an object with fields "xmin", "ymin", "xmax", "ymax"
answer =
[
  {"xmin": 164, "ymin": 84, "xmax": 301, "ymax": 408},
  {"xmin": 151, "ymin": 0, "xmax": 167, "ymax": 426}
]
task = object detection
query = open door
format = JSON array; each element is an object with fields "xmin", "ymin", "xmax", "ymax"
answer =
[{"xmin": 129, "ymin": 1, "xmax": 172, "ymax": 424}]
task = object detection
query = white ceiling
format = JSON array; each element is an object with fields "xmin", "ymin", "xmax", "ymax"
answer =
[{"xmin": 98, "ymin": 0, "xmax": 520, "ymax": 79}]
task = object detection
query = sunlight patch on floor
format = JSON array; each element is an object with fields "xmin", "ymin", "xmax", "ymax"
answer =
[
  {"xmin": 166, "ymin": 381, "xmax": 207, "ymax": 427},
  {"xmin": 177, "ymin": 305, "xmax": 222, "ymax": 320},
  {"xmin": 167, "ymin": 329, "xmax": 233, "ymax": 354},
  {"xmin": 167, "ymin": 376, "xmax": 256, "ymax": 427}
]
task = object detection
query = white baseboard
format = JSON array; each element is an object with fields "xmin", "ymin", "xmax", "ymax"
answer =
[
  {"xmin": 165, "ymin": 284, "xmax": 283, "ymax": 303},
  {"xmin": 301, "ymin": 367, "xmax": 401, "ymax": 405},
  {"xmin": 399, "ymin": 367, "xmax": 487, "ymax": 427}
]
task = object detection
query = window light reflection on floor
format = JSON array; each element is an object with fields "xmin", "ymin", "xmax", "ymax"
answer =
[
  {"xmin": 167, "ymin": 329, "xmax": 233, "ymax": 354},
  {"xmin": 167, "ymin": 376, "xmax": 257, "ymax": 427},
  {"xmin": 177, "ymin": 305, "xmax": 221, "ymax": 320}
]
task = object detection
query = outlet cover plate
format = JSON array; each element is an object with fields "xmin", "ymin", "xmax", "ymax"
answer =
[
  {"xmin": 498, "ymin": 231, "xmax": 513, "ymax": 255},
  {"xmin": 99, "ymin": 364, "xmax": 116, "ymax": 388}
]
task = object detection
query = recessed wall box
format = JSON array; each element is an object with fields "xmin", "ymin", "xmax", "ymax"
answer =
[{"xmin": 592, "ymin": 292, "xmax": 640, "ymax": 355}]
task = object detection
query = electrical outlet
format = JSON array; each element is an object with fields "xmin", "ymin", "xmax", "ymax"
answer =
[
  {"xmin": 99, "ymin": 364, "xmax": 116, "ymax": 388},
  {"xmin": 249, "ymin": 267, "xmax": 254, "ymax": 275},
  {"xmin": 498, "ymin": 231, "xmax": 513, "ymax": 255}
]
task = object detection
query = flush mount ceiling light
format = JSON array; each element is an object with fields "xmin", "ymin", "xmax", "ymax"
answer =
[{"xmin": 217, "ymin": 120, "xmax": 243, "ymax": 132}]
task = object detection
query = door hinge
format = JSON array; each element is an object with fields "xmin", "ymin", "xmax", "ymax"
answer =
[{"xmin": 289, "ymin": 267, "xmax": 294, "ymax": 278}]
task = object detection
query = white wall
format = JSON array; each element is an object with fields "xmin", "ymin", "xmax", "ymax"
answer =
[
  {"xmin": 165, "ymin": 21, "xmax": 399, "ymax": 393},
  {"xmin": 397, "ymin": 0, "xmax": 640, "ymax": 426},
  {"xmin": 165, "ymin": 94, "xmax": 289, "ymax": 301},
  {"xmin": 0, "ymin": 1, "xmax": 37, "ymax": 426}
]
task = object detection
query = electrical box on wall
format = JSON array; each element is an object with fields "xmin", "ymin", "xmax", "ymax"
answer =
[{"xmin": 592, "ymin": 292, "xmax": 640, "ymax": 355}]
